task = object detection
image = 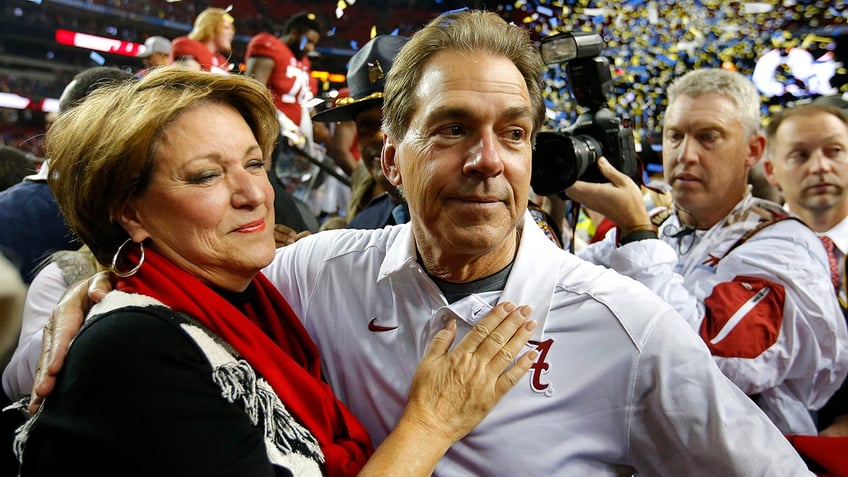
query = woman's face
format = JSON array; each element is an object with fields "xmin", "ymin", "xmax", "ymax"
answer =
[{"xmin": 119, "ymin": 102, "xmax": 275, "ymax": 291}]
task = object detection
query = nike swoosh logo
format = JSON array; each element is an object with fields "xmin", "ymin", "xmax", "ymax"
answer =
[{"xmin": 368, "ymin": 317, "xmax": 398, "ymax": 332}]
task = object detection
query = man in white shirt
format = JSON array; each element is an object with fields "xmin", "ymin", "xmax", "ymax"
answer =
[
  {"xmin": 570, "ymin": 69, "xmax": 848, "ymax": 437},
  {"xmin": 763, "ymin": 100, "xmax": 848, "ymax": 436}
]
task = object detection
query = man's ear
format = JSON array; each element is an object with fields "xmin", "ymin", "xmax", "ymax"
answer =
[
  {"xmin": 745, "ymin": 133, "xmax": 766, "ymax": 169},
  {"xmin": 382, "ymin": 135, "xmax": 402, "ymax": 187},
  {"xmin": 762, "ymin": 158, "xmax": 781, "ymax": 188},
  {"xmin": 117, "ymin": 200, "xmax": 151, "ymax": 243}
]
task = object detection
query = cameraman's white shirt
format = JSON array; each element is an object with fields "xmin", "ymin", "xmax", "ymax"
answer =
[{"xmin": 579, "ymin": 193, "xmax": 848, "ymax": 435}]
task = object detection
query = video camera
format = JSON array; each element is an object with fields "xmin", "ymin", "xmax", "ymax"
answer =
[{"xmin": 531, "ymin": 31, "xmax": 641, "ymax": 196}]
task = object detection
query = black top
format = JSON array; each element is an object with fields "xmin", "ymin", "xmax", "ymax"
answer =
[{"xmin": 20, "ymin": 304, "xmax": 313, "ymax": 477}]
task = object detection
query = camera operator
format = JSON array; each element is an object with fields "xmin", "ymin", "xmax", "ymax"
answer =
[
  {"xmin": 530, "ymin": 31, "xmax": 643, "ymax": 252},
  {"xmin": 567, "ymin": 68, "xmax": 848, "ymax": 437}
]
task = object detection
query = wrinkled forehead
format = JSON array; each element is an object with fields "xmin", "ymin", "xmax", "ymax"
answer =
[
  {"xmin": 412, "ymin": 51, "xmax": 532, "ymax": 116},
  {"xmin": 664, "ymin": 93, "xmax": 743, "ymax": 129}
]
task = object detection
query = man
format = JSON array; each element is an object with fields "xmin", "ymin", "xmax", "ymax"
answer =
[
  {"xmin": 312, "ymin": 35, "xmax": 554, "ymax": 238},
  {"xmin": 34, "ymin": 11, "xmax": 814, "ymax": 475},
  {"xmin": 246, "ymin": 12, "xmax": 323, "ymax": 147},
  {"xmin": 763, "ymin": 101, "xmax": 848, "ymax": 437},
  {"xmin": 312, "ymin": 35, "xmax": 409, "ymax": 229},
  {"xmin": 2, "ymin": 66, "xmax": 134, "ymax": 396},
  {"xmin": 0, "ymin": 67, "xmax": 133, "ymax": 284},
  {"xmin": 246, "ymin": 12, "xmax": 347, "ymax": 219},
  {"xmin": 1, "ymin": 66, "xmax": 133, "ymax": 477},
  {"xmin": 0, "ymin": 145, "xmax": 37, "ymax": 192},
  {"xmin": 569, "ymin": 68, "xmax": 848, "ymax": 436},
  {"xmin": 135, "ymin": 35, "xmax": 171, "ymax": 76},
  {"xmin": 170, "ymin": 7, "xmax": 234, "ymax": 74}
]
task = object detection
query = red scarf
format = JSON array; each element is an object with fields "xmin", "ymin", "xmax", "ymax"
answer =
[{"xmin": 117, "ymin": 247, "xmax": 373, "ymax": 475}]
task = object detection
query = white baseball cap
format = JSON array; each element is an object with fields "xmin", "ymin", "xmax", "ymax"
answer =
[{"xmin": 136, "ymin": 36, "xmax": 172, "ymax": 58}]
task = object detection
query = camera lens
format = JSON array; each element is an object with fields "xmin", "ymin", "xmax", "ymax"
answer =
[{"xmin": 531, "ymin": 131, "xmax": 601, "ymax": 195}]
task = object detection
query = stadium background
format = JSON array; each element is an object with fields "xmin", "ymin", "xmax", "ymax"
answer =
[{"xmin": 1, "ymin": 0, "xmax": 846, "ymax": 164}]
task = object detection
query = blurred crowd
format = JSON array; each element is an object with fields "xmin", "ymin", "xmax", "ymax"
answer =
[{"xmin": 1, "ymin": 0, "xmax": 847, "ymax": 155}]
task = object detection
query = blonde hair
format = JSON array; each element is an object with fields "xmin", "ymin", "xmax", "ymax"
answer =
[
  {"xmin": 382, "ymin": 10, "xmax": 545, "ymax": 141},
  {"xmin": 188, "ymin": 7, "xmax": 234, "ymax": 43},
  {"xmin": 47, "ymin": 67, "xmax": 279, "ymax": 265}
]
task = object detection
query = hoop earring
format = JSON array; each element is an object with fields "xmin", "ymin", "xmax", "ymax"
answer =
[{"xmin": 111, "ymin": 238, "xmax": 145, "ymax": 278}]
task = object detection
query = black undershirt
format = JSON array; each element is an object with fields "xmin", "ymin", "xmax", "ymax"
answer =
[{"xmin": 428, "ymin": 261, "xmax": 514, "ymax": 303}]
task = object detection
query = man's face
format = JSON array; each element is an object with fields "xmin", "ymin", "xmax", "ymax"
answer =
[
  {"xmin": 764, "ymin": 111, "xmax": 848, "ymax": 225},
  {"xmin": 146, "ymin": 52, "xmax": 170, "ymax": 68},
  {"xmin": 354, "ymin": 105, "xmax": 393, "ymax": 196},
  {"xmin": 662, "ymin": 93, "xmax": 763, "ymax": 228},
  {"xmin": 382, "ymin": 50, "xmax": 534, "ymax": 267},
  {"xmin": 290, "ymin": 29, "xmax": 320, "ymax": 59}
]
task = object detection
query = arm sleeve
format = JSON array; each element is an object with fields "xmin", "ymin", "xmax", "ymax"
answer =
[
  {"xmin": 596, "ymin": 223, "xmax": 848, "ymax": 414},
  {"xmin": 607, "ymin": 238, "xmax": 703, "ymax": 326},
  {"xmin": 2, "ymin": 262, "xmax": 67, "ymax": 400},
  {"xmin": 169, "ymin": 37, "xmax": 196, "ymax": 62},
  {"xmin": 579, "ymin": 234, "xmax": 700, "ymax": 325},
  {"xmin": 246, "ymin": 33, "xmax": 280, "ymax": 59},
  {"xmin": 170, "ymin": 37, "xmax": 212, "ymax": 68},
  {"xmin": 703, "ymin": 235, "xmax": 848, "ymax": 410},
  {"xmin": 21, "ymin": 308, "xmax": 277, "ymax": 477}
]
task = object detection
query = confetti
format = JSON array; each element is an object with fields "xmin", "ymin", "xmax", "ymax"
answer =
[{"xmin": 493, "ymin": 0, "xmax": 848, "ymax": 139}]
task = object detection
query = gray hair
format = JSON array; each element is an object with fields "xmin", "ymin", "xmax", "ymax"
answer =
[{"xmin": 666, "ymin": 68, "xmax": 761, "ymax": 135}]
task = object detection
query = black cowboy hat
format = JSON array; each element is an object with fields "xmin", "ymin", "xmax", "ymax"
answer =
[{"xmin": 312, "ymin": 35, "xmax": 409, "ymax": 123}]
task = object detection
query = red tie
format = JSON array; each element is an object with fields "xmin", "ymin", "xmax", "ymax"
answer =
[{"xmin": 820, "ymin": 235, "xmax": 841, "ymax": 294}]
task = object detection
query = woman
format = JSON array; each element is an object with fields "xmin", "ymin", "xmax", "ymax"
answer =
[{"xmin": 14, "ymin": 68, "xmax": 537, "ymax": 476}]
